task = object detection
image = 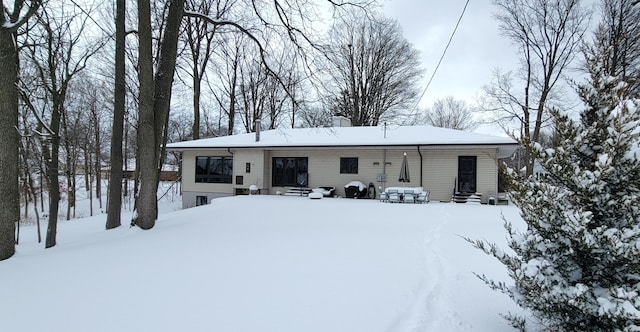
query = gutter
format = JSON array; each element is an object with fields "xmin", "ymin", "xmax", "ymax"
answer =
[
  {"xmin": 166, "ymin": 142, "xmax": 519, "ymax": 151},
  {"xmin": 227, "ymin": 147, "xmax": 235, "ymax": 190},
  {"xmin": 417, "ymin": 146, "xmax": 423, "ymax": 187}
]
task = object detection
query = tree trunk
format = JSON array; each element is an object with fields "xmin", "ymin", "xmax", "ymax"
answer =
[
  {"xmin": 133, "ymin": 0, "xmax": 184, "ymax": 229},
  {"xmin": 153, "ymin": 0, "xmax": 185, "ymax": 170},
  {"xmin": 39, "ymin": 157, "xmax": 45, "ymax": 213},
  {"xmin": 84, "ymin": 145, "xmax": 90, "ymax": 191},
  {"xmin": 45, "ymin": 101, "xmax": 63, "ymax": 248},
  {"xmin": 94, "ymin": 116, "xmax": 102, "ymax": 210},
  {"xmin": 62, "ymin": 109, "xmax": 74, "ymax": 221},
  {"xmin": 192, "ymin": 71, "xmax": 200, "ymax": 140},
  {"xmin": 134, "ymin": 0, "xmax": 158, "ymax": 229},
  {"xmin": 88, "ymin": 161, "xmax": 93, "ymax": 217},
  {"xmin": 106, "ymin": 0, "xmax": 126, "ymax": 229},
  {"xmin": 0, "ymin": 29, "xmax": 19, "ymax": 260}
]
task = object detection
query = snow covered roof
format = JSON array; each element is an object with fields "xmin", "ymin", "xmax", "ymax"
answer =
[{"xmin": 166, "ymin": 125, "xmax": 518, "ymax": 156}]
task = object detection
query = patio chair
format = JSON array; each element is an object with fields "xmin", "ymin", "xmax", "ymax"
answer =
[
  {"xmin": 403, "ymin": 190, "xmax": 415, "ymax": 203},
  {"xmin": 379, "ymin": 191, "xmax": 387, "ymax": 202},
  {"xmin": 388, "ymin": 190, "xmax": 400, "ymax": 203},
  {"xmin": 416, "ymin": 190, "xmax": 431, "ymax": 204}
]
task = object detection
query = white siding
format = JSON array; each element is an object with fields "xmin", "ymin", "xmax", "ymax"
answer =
[
  {"xmin": 268, "ymin": 149, "xmax": 387, "ymax": 196},
  {"xmin": 232, "ymin": 149, "xmax": 266, "ymax": 190},
  {"xmin": 422, "ymin": 148, "xmax": 498, "ymax": 202},
  {"xmin": 180, "ymin": 146, "xmax": 500, "ymax": 204},
  {"xmin": 181, "ymin": 149, "xmax": 234, "ymax": 195},
  {"xmin": 266, "ymin": 148, "xmax": 498, "ymax": 201}
]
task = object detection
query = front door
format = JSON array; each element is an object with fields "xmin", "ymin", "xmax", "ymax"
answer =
[{"xmin": 458, "ymin": 156, "xmax": 477, "ymax": 193}]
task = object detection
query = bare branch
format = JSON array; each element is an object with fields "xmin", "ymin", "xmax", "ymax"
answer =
[{"xmin": 2, "ymin": 0, "xmax": 41, "ymax": 31}]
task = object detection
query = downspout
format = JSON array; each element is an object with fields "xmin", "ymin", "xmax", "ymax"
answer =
[
  {"xmin": 383, "ymin": 149, "xmax": 387, "ymax": 188},
  {"xmin": 417, "ymin": 146, "xmax": 423, "ymax": 187},
  {"xmin": 227, "ymin": 147, "xmax": 235, "ymax": 194}
]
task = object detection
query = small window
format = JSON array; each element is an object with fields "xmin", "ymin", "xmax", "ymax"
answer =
[
  {"xmin": 245, "ymin": 163, "xmax": 251, "ymax": 173},
  {"xmin": 236, "ymin": 175, "xmax": 244, "ymax": 185},
  {"xmin": 340, "ymin": 157, "xmax": 358, "ymax": 174},
  {"xmin": 196, "ymin": 195, "xmax": 208, "ymax": 206}
]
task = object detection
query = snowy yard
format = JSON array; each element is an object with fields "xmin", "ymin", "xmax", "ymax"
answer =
[{"xmin": 1, "ymin": 195, "xmax": 525, "ymax": 331}]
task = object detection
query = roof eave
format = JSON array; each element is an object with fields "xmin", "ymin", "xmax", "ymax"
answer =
[{"xmin": 166, "ymin": 142, "xmax": 519, "ymax": 151}]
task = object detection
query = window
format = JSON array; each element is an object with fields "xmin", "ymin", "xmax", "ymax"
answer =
[
  {"xmin": 196, "ymin": 195, "xmax": 208, "ymax": 206},
  {"xmin": 340, "ymin": 157, "xmax": 358, "ymax": 174},
  {"xmin": 272, "ymin": 157, "xmax": 308, "ymax": 187},
  {"xmin": 195, "ymin": 156, "xmax": 233, "ymax": 183}
]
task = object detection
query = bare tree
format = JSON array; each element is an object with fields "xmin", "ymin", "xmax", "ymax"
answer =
[
  {"xmin": 325, "ymin": 12, "xmax": 423, "ymax": 126},
  {"xmin": 89, "ymin": 83, "xmax": 107, "ymax": 212},
  {"xmin": 209, "ymin": 34, "xmax": 244, "ymax": 135},
  {"xmin": 132, "ymin": 0, "xmax": 185, "ymax": 230},
  {"xmin": 266, "ymin": 51, "xmax": 301, "ymax": 130},
  {"xmin": 70, "ymin": 76, "xmax": 108, "ymax": 217},
  {"xmin": 424, "ymin": 96, "xmax": 478, "ymax": 131},
  {"xmin": 132, "ymin": 0, "xmax": 375, "ymax": 229},
  {"xmin": 105, "ymin": 0, "xmax": 126, "ymax": 229},
  {"xmin": 238, "ymin": 57, "xmax": 268, "ymax": 133},
  {"xmin": 482, "ymin": 0, "xmax": 589, "ymax": 176},
  {"xmin": 297, "ymin": 104, "xmax": 332, "ymax": 128},
  {"xmin": 180, "ymin": 0, "xmax": 233, "ymax": 140},
  {"xmin": 20, "ymin": 0, "xmax": 104, "ymax": 248},
  {"xmin": 134, "ymin": 0, "xmax": 159, "ymax": 230},
  {"xmin": 17, "ymin": 89, "xmax": 43, "ymax": 243},
  {"xmin": 0, "ymin": 0, "xmax": 41, "ymax": 260},
  {"xmin": 60, "ymin": 91, "xmax": 84, "ymax": 220}
]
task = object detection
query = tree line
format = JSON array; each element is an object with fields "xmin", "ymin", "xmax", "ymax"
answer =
[
  {"xmin": 0, "ymin": 0, "xmax": 433, "ymax": 259},
  {"xmin": 1, "ymin": 0, "xmax": 638, "ymax": 267}
]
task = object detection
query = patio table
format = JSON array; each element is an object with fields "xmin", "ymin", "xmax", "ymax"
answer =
[
  {"xmin": 383, "ymin": 186, "xmax": 424, "ymax": 203},
  {"xmin": 384, "ymin": 186, "xmax": 424, "ymax": 195}
]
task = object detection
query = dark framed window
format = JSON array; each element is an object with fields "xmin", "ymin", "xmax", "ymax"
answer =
[
  {"xmin": 272, "ymin": 157, "xmax": 308, "ymax": 187},
  {"xmin": 195, "ymin": 156, "xmax": 233, "ymax": 183},
  {"xmin": 196, "ymin": 195, "xmax": 208, "ymax": 206},
  {"xmin": 340, "ymin": 157, "xmax": 358, "ymax": 174}
]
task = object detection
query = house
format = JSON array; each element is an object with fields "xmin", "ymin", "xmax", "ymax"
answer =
[{"xmin": 166, "ymin": 121, "xmax": 518, "ymax": 208}]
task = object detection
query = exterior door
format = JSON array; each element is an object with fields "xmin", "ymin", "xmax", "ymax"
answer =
[{"xmin": 458, "ymin": 156, "xmax": 477, "ymax": 193}]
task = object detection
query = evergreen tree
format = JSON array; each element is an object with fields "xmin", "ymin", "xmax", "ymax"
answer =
[{"xmin": 469, "ymin": 52, "xmax": 640, "ymax": 330}]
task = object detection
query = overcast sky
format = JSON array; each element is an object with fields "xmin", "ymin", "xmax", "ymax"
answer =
[{"xmin": 382, "ymin": 0, "xmax": 520, "ymax": 110}]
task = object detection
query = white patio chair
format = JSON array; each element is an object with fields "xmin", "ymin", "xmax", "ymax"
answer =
[
  {"xmin": 416, "ymin": 190, "xmax": 431, "ymax": 204},
  {"xmin": 388, "ymin": 190, "xmax": 400, "ymax": 203},
  {"xmin": 379, "ymin": 191, "xmax": 387, "ymax": 202},
  {"xmin": 403, "ymin": 190, "xmax": 415, "ymax": 203}
]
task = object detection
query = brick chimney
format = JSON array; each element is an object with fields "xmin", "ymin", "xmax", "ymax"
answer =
[
  {"xmin": 255, "ymin": 119, "xmax": 261, "ymax": 142},
  {"xmin": 332, "ymin": 115, "xmax": 351, "ymax": 127}
]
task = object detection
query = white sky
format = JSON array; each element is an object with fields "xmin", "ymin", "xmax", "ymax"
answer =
[{"xmin": 382, "ymin": 0, "xmax": 520, "ymax": 109}]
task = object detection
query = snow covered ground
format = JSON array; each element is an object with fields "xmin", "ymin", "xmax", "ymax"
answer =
[{"xmin": 1, "ymin": 195, "xmax": 525, "ymax": 331}]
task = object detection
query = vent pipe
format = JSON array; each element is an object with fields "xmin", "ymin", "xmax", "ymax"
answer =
[{"xmin": 255, "ymin": 119, "xmax": 261, "ymax": 142}]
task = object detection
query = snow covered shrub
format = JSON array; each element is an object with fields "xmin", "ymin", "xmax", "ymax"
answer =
[{"xmin": 469, "ymin": 59, "xmax": 640, "ymax": 331}]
